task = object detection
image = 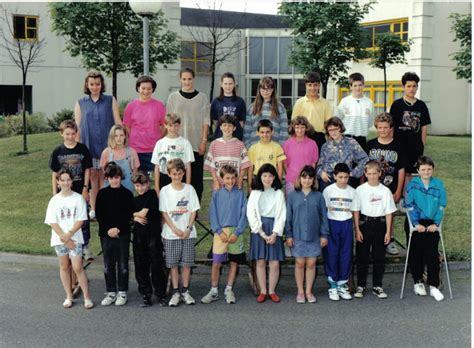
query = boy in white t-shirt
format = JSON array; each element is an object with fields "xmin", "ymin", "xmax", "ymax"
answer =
[
  {"xmin": 337, "ymin": 73, "xmax": 375, "ymax": 150},
  {"xmin": 323, "ymin": 163, "xmax": 357, "ymax": 301},
  {"xmin": 45, "ymin": 169, "xmax": 93, "ymax": 309},
  {"xmin": 159, "ymin": 158, "xmax": 200, "ymax": 307},
  {"xmin": 151, "ymin": 113, "xmax": 195, "ymax": 196},
  {"xmin": 353, "ymin": 160, "xmax": 396, "ymax": 299}
]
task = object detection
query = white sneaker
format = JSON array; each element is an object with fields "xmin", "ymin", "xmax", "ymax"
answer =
[
  {"xmin": 430, "ymin": 286, "xmax": 444, "ymax": 302},
  {"xmin": 101, "ymin": 292, "xmax": 116, "ymax": 306},
  {"xmin": 354, "ymin": 286, "xmax": 365, "ymax": 298},
  {"xmin": 168, "ymin": 292, "xmax": 181, "ymax": 307},
  {"xmin": 88, "ymin": 210, "xmax": 96, "ymax": 220},
  {"xmin": 414, "ymin": 283, "xmax": 427, "ymax": 296},
  {"xmin": 372, "ymin": 287, "xmax": 388, "ymax": 299},
  {"xmin": 181, "ymin": 290, "xmax": 195, "ymax": 305},
  {"xmin": 82, "ymin": 245, "xmax": 95, "ymax": 261},
  {"xmin": 337, "ymin": 285, "xmax": 352, "ymax": 300},
  {"xmin": 328, "ymin": 288, "xmax": 340, "ymax": 301},
  {"xmin": 115, "ymin": 291, "xmax": 127, "ymax": 306},
  {"xmin": 201, "ymin": 290, "xmax": 219, "ymax": 304},
  {"xmin": 224, "ymin": 288, "xmax": 236, "ymax": 304},
  {"xmin": 386, "ymin": 242, "xmax": 399, "ymax": 255}
]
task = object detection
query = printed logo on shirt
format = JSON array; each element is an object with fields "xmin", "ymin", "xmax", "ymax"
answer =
[
  {"xmin": 328, "ymin": 197, "xmax": 352, "ymax": 212},
  {"xmin": 223, "ymin": 106, "xmax": 237, "ymax": 116},
  {"xmin": 400, "ymin": 111, "xmax": 421, "ymax": 133},
  {"xmin": 369, "ymin": 194, "xmax": 383, "ymax": 204},
  {"xmin": 58, "ymin": 154, "xmax": 85, "ymax": 182},
  {"xmin": 59, "ymin": 206, "xmax": 77, "ymax": 220},
  {"xmin": 170, "ymin": 196, "xmax": 189, "ymax": 220}
]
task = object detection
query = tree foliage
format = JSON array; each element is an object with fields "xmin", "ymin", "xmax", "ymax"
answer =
[
  {"xmin": 369, "ymin": 32, "xmax": 411, "ymax": 109},
  {"xmin": 278, "ymin": 1, "xmax": 372, "ymax": 98},
  {"xmin": 49, "ymin": 2, "xmax": 180, "ymax": 97},
  {"xmin": 449, "ymin": 13, "xmax": 471, "ymax": 83},
  {"xmin": 0, "ymin": 5, "xmax": 46, "ymax": 153}
]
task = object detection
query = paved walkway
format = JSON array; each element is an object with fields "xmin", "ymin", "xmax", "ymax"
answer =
[{"xmin": 0, "ymin": 253, "xmax": 470, "ymax": 347}]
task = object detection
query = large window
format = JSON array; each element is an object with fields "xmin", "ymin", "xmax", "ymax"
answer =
[
  {"xmin": 339, "ymin": 81, "xmax": 403, "ymax": 114},
  {"xmin": 249, "ymin": 36, "xmax": 292, "ymax": 75},
  {"xmin": 13, "ymin": 15, "xmax": 38, "ymax": 40},
  {"xmin": 180, "ymin": 41, "xmax": 211, "ymax": 74},
  {"xmin": 361, "ymin": 18, "xmax": 408, "ymax": 49}
]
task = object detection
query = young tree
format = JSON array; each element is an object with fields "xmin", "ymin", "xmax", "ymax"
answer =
[
  {"xmin": 278, "ymin": 1, "xmax": 372, "ymax": 98},
  {"xmin": 49, "ymin": 2, "xmax": 180, "ymax": 97},
  {"xmin": 182, "ymin": 1, "xmax": 247, "ymax": 102},
  {"xmin": 0, "ymin": 5, "xmax": 46, "ymax": 154},
  {"xmin": 449, "ymin": 13, "xmax": 471, "ymax": 83},
  {"xmin": 369, "ymin": 32, "xmax": 412, "ymax": 110}
]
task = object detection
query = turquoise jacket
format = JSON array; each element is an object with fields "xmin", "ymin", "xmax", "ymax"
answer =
[{"xmin": 406, "ymin": 176, "xmax": 447, "ymax": 226}]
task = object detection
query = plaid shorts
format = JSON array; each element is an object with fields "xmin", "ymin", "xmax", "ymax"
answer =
[
  {"xmin": 92, "ymin": 158, "xmax": 101, "ymax": 170},
  {"xmin": 163, "ymin": 238, "xmax": 196, "ymax": 268}
]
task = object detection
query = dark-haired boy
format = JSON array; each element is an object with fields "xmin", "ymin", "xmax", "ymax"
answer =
[
  {"xmin": 389, "ymin": 72, "xmax": 431, "ymax": 175},
  {"xmin": 96, "ymin": 162, "xmax": 134, "ymax": 306},
  {"xmin": 131, "ymin": 171, "xmax": 167, "ymax": 307},
  {"xmin": 291, "ymin": 72, "xmax": 332, "ymax": 152},
  {"xmin": 248, "ymin": 119, "xmax": 286, "ymax": 182},
  {"xmin": 337, "ymin": 72, "xmax": 375, "ymax": 150}
]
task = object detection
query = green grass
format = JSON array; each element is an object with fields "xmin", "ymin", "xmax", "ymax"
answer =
[{"xmin": 0, "ymin": 132, "xmax": 471, "ymax": 260}]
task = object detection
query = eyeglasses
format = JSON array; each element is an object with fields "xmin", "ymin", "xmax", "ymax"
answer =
[
  {"xmin": 259, "ymin": 86, "xmax": 274, "ymax": 91},
  {"xmin": 327, "ymin": 127, "xmax": 341, "ymax": 133}
]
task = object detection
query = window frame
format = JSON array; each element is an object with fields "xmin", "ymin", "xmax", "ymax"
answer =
[
  {"xmin": 13, "ymin": 14, "xmax": 39, "ymax": 41},
  {"xmin": 361, "ymin": 17, "xmax": 409, "ymax": 51},
  {"xmin": 180, "ymin": 41, "xmax": 212, "ymax": 75}
]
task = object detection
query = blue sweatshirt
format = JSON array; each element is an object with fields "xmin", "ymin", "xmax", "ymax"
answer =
[
  {"xmin": 406, "ymin": 176, "xmax": 447, "ymax": 226},
  {"xmin": 286, "ymin": 190, "xmax": 330, "ymax": 242},
  {"xmin": 209, "ymin": 186, "xmax": 248, "ymax": 236}
]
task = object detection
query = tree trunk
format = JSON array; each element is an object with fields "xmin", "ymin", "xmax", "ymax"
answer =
[
  {"xmin": 322, "ymin": 79, "xmax": 328, "ymax": 99},
  {"xmin": 112, "ymin": 68, "xmax": 117, "ymax": 99},
  {"xmin": 22, "ymin": 72, "xmax": 28, "ymax": 153},
  {"xmin": 383, "ymin": 63, "xmax": 387, "ymax": 111}
]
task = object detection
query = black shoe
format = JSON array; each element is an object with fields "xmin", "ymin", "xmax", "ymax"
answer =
[
  {"xmin": 156, "ymin": 295, "xmax": 168, "ymax": 307},
  {"xmin": 140, "ymin": 294, "xmax": 153, "ymax": 308}
]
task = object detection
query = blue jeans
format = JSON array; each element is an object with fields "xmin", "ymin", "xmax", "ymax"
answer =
[{"xmin": 101, "ymin": 236, "xmax": 130, "ymax": 292}]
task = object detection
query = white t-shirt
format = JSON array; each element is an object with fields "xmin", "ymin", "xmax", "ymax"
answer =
[
  {"xmin": 355, "ymin": 182, "xmax": 396, "ymax": 217},
  {"xmin": 151, "ymin": 136, "xmax": 195, "ymax": 174},
  {"xmin": 44, "ymin": 192, "xmax": 88, "ymax": 247},
  {"xmin": 159, "ymin": 183, "xmax": 200, "ymax": 240},
  {"xmin": 323, "ymin": 183, "xmax": 357, "ymax": 221},
  {"xmin": 337, "ymin": 95, "xmax": 375, "ymax": 137}
]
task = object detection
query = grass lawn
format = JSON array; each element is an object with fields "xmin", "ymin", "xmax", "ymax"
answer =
[{"xmin": 0, "ymin": 132, "xmax": 471, "ymax": 260}]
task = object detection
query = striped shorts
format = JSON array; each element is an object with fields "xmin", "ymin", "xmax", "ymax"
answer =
[{"xmin": 163, "ymin": 238, "xmax": 196, "ymax": 268}]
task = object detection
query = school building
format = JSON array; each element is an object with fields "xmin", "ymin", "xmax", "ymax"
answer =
[{"xmin": 0, "ymin": 1, "xmax": 470, "ymax": 134}]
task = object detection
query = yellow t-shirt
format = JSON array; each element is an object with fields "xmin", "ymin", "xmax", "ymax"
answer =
[
  {"xmin": 248, "ymin": 141, "xmax": 287, "ymax": 175},
  {"xmin": 291, "ymin": 96, "xmax": 333, "ymax": 132}
]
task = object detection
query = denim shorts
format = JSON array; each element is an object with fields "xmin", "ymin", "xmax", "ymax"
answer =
[{"xmin": 54, "ymin": 243, "xmax": 83, "ymax": 257}]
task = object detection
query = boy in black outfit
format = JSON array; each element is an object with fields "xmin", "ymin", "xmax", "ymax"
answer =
[
  {"xmin": 96, "ymin": 162, "xmax": 134, "ymax": 307},
  {"xmin": 131, "ymin": 171, "xmax": 167, "ymax": 307}
]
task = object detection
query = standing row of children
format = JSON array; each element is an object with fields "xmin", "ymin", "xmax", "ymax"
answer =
[{"xmin": 45, "ymin": 68, "xmax": 447, "ymax": 309}]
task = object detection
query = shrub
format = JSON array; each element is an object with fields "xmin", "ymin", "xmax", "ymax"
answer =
[
  {"xmin": 119, "ymin": 99, "xmax": 131, "ymax": 120},
  {"xmin": 47, "ymin": 108, "xmax": 74, "ymax": 131},
  {"xmin": 0, "ymin": 112, "xmax": 51, "ymax": 138}
]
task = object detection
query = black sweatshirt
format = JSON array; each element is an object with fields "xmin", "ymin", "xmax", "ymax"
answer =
[{"xmin": 96, "ymin": 185, "xmax": 134, "ymax": 238}]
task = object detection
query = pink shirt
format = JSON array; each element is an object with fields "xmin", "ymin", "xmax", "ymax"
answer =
[
  {"xmin": 123, "ymin": 98, "xmax": 166, "ymax": 153},
  {"xmin": 282, "ymin": 136, "xmax": 319, "ymax": 184}
]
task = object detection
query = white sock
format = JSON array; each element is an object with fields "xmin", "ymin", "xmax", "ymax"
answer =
[
  {"xmin": 210, "ymin": 287, "xmax": 218, "ymax": 294},
  {"xmin": 225, "ymin": 285, "xmax": 232, "ymax": 292}
]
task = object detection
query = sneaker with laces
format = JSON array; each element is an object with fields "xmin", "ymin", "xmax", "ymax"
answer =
[
  {"xmin": 429, "ymin": 286, "xmax": 444, "ymax": 302},
  {"xmin": 140, "ymin": 294, "xmax": 152, "ymax": 308},
  {"xmin": 168, "ymin": 292, "xmax": 181, "ymax": 307},
  {"xmin": 82, "ymin": 245, "xmax": 95, "ymax": 261},
  {"xmin": 372, "ymin": 287, "xmax": 388, "ymax": 299},
  {"xmin": 156, "ymin": 295, "xmax": 168, "ymax": 307},
  {"xmin": 354, "ymin": 286, "xmax": 365, "ymax": 298},
  {"xmin": 224, "ymin": 289, "xmax": 236, "ymax": 304},
  {"xmin": 337, "ymin": 285, "xmax": 352, "ymax": 300},
  {"xmin": 181, "ymin": 290, "xmax": 195, "ymax": 305},
  {"xmin": 101, "ymin": 292, "xmax": 116, "ymax": 306},
  {"xmin": 386, "ymin": 242, "xmax": 399, "ymax": 255},
  {"xmin": 414, "ymin": 283, "xmax": 427, "ymax": 296},
  {"xmin": 201, "ymin": 290, "xmax": 219, "ymax": 304},
  {"xmin": 115, "ymin": 291, "xmax": 127, "ymax": 306},
  {"xmin": 328, "ymin": 288, "xmax": 340, "ymax": 301}
]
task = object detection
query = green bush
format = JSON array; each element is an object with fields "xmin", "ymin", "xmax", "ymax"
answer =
[
  {"xmin": 119, "ymin": 99, "xmax": 132, "ymax": 120},
  {"xmin": 47, "ymin": 108, "xmax": 74, "ymax": 131},
  {"xmin": 0, "ymin": 112, "xmax": 51, "ymax": 138}
]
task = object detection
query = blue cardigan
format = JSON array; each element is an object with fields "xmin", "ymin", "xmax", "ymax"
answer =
[
  {"xmin": 406, "ymin": 176, "xmax": 447, "ymax": 226},
  {"xmin": 286, "ymin": 190, "xmax": 330, "ymax": 243}
]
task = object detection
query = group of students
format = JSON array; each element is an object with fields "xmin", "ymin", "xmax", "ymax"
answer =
[{"xmin": 45, "ymin": 67, "xmax": 447, "ymax": 310}]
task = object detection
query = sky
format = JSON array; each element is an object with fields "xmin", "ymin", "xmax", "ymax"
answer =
[{"xmin": 180, "ymin": 0, "xmax": 279, "ymax": 15}]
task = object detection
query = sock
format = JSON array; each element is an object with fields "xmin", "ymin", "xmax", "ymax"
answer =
[
  {"xmin": 182, "ymin": 286, "xmax": 189, "ymax": 293},
  {"xmin": 225, "ymin": 285, "xmax": 232, "ymax": 292},
  {"xmin": 173, "ymin": 288, "xmax": 179, "ymax": 294},
  {"xmin": 210, "ymin": 287, "xmax": 218, "ymax": 294}
]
